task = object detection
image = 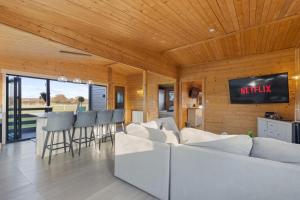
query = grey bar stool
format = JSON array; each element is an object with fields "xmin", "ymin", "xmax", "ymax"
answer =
[
  {"xmin": 111, "ymin": 109, "xmax": 125, "ymax": 133},
  {"xmin": 71, "ymin": 111, "xmax": 97, "ymax": 156},
  {"xmin": 42, "ymin": 112, "xmax": 74, "ymax": 165},
  {"xmin": 96, "ymin": 110, "xmax": 113, "ymax": 150}
]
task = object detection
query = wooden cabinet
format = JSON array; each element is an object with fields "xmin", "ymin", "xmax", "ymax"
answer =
[{"xmin": 257, "ymin": 117, "xmax": 293, "ymax": 142}]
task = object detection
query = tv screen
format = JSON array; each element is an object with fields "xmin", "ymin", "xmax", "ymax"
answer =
[{"xmin": 229, "ymin": 73, "xmax": 289, "ymax": 104}]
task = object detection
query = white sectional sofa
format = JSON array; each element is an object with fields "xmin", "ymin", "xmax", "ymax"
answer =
[{"xmin": 114, "ymin": 117, "xmax": 300, "ymax": 200}]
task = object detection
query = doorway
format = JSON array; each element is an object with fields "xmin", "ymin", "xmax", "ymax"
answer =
[
  {"xmin": 180, "ymin": 80, "xmax": 205, "ymax": 129},
  {"xmin": 6, "ymin": 75, "xmax": 49, "ymax": 143},
  {"xmin": 158, "ymin": 84, "xmax": 174, "ymax": 118},
  {"xmin": 115, "ymin": 86, "xmax": 125, "ymax": 109}
]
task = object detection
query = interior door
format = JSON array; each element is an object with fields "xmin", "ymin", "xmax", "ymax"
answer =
[
  {"xmin": 115, "ymin": 86, "xmax": 125, "ymax": 109},
  {"xmin": 90, "ymin": 85, "xmax": 107, "ymax": 111},
  {"xmin": 6, "ymin": 76, "xmax": 22, "ymax": 142}
]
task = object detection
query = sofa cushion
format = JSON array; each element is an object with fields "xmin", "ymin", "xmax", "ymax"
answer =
[
  {"xmin": 251, "ymin": 137, "xmax": 300, "ymax": 164},
  {"xmin": 140, "ymin": 120, "xmax": 162, "ymax": 129},
  {"xmin": 181, "ymin": 128, "xmax": 253, "ymax": 156},
  {"xmin": 180, "ymin": 128, "xmax": 223, "ymax": 144},
  {"xmin": 156, "ymin": 117, "xmax": 180, "ymax": 142},
  {"xmin": 156, "ymin": 117, "xmax": 179, "ymax": 133},
  {"xmin": 126, "ymin": 123, "xmax": 179, "ymax": 144},
  {"xmin": 186, "ymin": 135, "xmax": 253, "ymax": 156}
]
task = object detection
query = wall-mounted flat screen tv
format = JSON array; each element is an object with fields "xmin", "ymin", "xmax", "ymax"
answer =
[{"xmin": 229, "ymin": 73, "xmax": 289, "ymax": 104}]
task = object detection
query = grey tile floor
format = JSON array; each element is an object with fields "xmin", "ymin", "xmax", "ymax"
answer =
[{"xmin": 0, "ymin": 140, "xmax": 157, "ymax": 200}]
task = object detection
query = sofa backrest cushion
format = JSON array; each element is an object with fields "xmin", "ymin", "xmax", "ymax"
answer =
[
  {"xmin": 180, "ymin": 128, "xmax": 223, "ymax": 144},
  {"xmin": 251, "ymin": 137, "xmax": 300, "ymax": 164},
  {"xmin": 126, "ymin": 123, "xmax": 179, "ymax": 144},
  {"xmin": 180, "ymin": 128, "xmax": 253, "ymax": 156},
  {"xmin": 155, "ymin": 117, "xmax": 180, "ymax": 141},
  {"xmin": 156, "ymin": 117, "xmax": 179, "ymax": 133}
]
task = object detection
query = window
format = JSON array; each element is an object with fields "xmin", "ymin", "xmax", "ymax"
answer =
[{"xmin": 50, "ymin": 80, "xmax": 89, "ymax": 112}]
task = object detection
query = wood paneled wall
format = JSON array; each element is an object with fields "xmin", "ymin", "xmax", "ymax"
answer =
[
  {"xmin": 126, "ymin": 73, "xmax": 144, "ymax": 122},
  {"xmin": 107, "ymin": 67, "xmax": 128, "ymax": 110},
  {"xmin": 180, "ymin": 49, "xmax": 296, "ymax": 135}
]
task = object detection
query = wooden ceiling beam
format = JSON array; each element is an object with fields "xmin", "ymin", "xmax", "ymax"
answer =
[{"xmin": 0, "ymin": 7, "xmax": 178, "ymax": 78}]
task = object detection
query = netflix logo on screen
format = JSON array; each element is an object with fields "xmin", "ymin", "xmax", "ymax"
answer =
[
  {"xmin": 240, "ymin": 85, "xmax": 271, "ymax": 95},
  {"xmin": 228, "ymin": 73, "xmax": 289, "ymax": 104}
]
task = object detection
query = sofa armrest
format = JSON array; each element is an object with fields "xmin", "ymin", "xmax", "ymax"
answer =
[
  {"xmin": 114, "ymin": 132, "xmax": 170, "ymax": 200},
  {"xmin": 171, "ymin": 145, "xmax": 300, "ymax": 200}
]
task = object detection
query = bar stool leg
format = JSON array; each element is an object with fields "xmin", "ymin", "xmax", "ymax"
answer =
[
  {"xmin": 70, "ymin": 128, "xmax": 75, "ymax": 152},
  {"xmin": 85, "ymin": 127, "xmax": 88, "ymax": 147},
  {"xmin": 63, "ymin": 130, "xmax": 67, "ymax": 153},
  {"xmin": 108, "ymin": 124, "xmax": 114, "ymax": 146},
  {"xmin": 89, "ymin": 127, "xmax": 94, "ymax": 147},
  {"xmin": 67, "ymin": 130, "xmax": 74, "ymax": 158},
  {"xmin": 79, "ymin": 127, "xmax": 82, "ymax": 156},
  {"xmin": 121, "ymin": 122, "xmax": 125, "ymax": 132},
  {"xmin": 98, "ymin": 126, "xmax": 101, "ymax": 151},
  {"xmin": 48, "ymin": 131, "xmax": 55, "ymax": 165},
  {"xmin": 42, "ymin": 131, "xmax": 50, "ymax": 159},
  {"xmin": 102, "ymin": 125, "xmax": 105, "ymax": 143}
]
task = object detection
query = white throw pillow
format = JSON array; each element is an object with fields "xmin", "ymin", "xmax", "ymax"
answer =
[
  {"xmin": 126, "ymin": 123, "xmax": 179, "ymax": 144},
  {"xmin": 251, "ymin": 137, "xmax": 300, "ymax": 164}
]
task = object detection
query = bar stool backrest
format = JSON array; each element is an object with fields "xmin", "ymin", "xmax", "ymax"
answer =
[
  {"xmin": 74, "ymin": 111, "xmax": 97, "ymax": 128},
  {"xmin": 45, "ymin": 112, "xmax": 74, "ymax": 132},
  {"xmin": 96, "ymin": 110, "xmax": 113, "ymax": 125},
  {"xmin": 112, "ymin": 109, "xmax": 125, "ymax": 123}
]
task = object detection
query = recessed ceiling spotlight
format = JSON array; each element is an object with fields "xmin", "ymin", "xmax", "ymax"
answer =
[{"xmin": 208, "ymin": 28, "xmax": 216, "ymax": 33}]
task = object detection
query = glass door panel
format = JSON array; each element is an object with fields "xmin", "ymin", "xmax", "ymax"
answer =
[
  {"xmin": 6, "ymin": 76, "xmax": 21, "ymax": 142},
  {"xmin": 21, "ymin": 77, "xmax": 48, "ymax": 140}
]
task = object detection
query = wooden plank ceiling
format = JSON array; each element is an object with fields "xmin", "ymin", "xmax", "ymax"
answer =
[
  {"xmin": 0, "ymin": 23, "xmax": 142, "ymax": 76},
  {"xmin": 0, "ymin": 0, "xmax": 299, "ymax": 69}
]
